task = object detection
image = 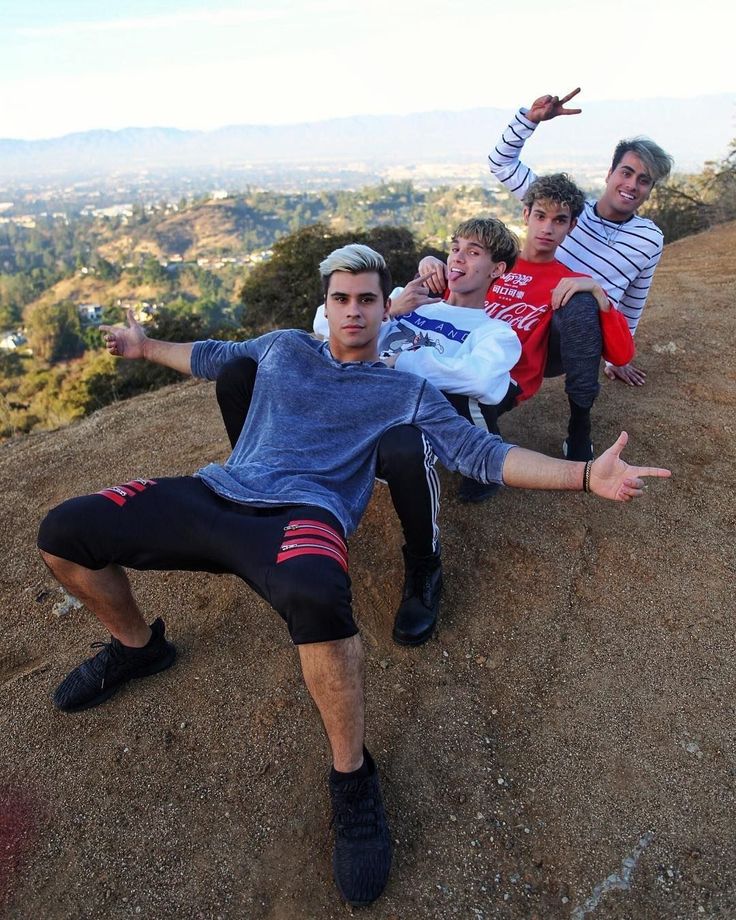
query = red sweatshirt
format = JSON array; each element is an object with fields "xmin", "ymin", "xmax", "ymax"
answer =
[{"xmin": 482, "ymin": 257, "xmax": 634, "ymax": 402}]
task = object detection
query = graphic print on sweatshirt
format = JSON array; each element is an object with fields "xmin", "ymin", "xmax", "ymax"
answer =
[
  {"xmin": 484, "ymin": 269, "xmax": 551, "ymax": 336},
  {"xmin": 378, "ymin": 311, "xmax": 476, "ymax": 358}
]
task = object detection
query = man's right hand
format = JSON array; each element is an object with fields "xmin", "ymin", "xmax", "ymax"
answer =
[
  {"xmin": 527, "ymin": 88, "xmax": 582, "ymax": 124},
  {"xmin": 417, "ymin": 257, "xmax": 448, "ymax": 296},
  {"xmin": 100, "ymin": 308, "xmax": 148, "ymax": 360}
]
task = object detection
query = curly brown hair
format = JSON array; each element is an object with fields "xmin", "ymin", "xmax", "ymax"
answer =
[{"xmin": 522, "ymin": 173, "xmax": 585, "ymax": 220}]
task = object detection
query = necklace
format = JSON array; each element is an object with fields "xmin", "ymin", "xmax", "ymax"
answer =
[
  {"xmin": 593, "ymin": 204, "xmax": 625, "ymax": 248},
  {"xmin": 600, "ymin": 219, "xmax": 623, "ymax": 247}
]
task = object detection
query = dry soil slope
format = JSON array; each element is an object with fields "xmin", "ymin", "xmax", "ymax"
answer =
[{"xmin": 0, "ymin": 222, "xmax": 734, "ymax": 919}]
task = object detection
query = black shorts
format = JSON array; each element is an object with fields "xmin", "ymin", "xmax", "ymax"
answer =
[{"xmin": 37, "ymin": 476, "xmax": 355, "ymax": 645}]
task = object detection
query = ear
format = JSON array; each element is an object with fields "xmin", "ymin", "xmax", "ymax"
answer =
[
  {"xmin": 569, "ymin": 218, "xmax": 578, "ymax": 233},
  {"xmin": 522, "ymin": 206, "xmax": 531, "ymax": 226},
  {"xmin": 491, "ymin": 262, "xmax": 506, "ymax": 279},
  {"xmin": 383, "ymin": 297, "xmax": 392, "ymax": 321}
]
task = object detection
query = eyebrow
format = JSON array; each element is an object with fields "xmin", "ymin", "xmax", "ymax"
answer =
[
  {"xmin": 620, "ymin": 164, "xmax": 652, "ymax": 179},
  {"xmin": 329, "ymin": 290, "xmax": 378, "ymax": 298},
  {"xmin": 451, "ymin": 238, "xmax": 487, "ymax": 250}
]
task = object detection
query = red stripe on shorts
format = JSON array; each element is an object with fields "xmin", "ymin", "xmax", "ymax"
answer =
[{"xmin": 277, "ymin": 545, "xmax": 348, "ymax": 573}]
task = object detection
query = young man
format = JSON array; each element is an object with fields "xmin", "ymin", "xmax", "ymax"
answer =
[
  {"xmin": 226, "ymin": 220, "xmax": 522, "ymax": 647},
  {"xmin": 488, "ymin": 87, "xmax": 673, "ymax": 387},
  {"xmin": 420, "ymin": 176, "xmax": 634, "ymax": 469},
  {"xmin": 37, "ymin": 244, "xmax": 669, "ymax": 907}
]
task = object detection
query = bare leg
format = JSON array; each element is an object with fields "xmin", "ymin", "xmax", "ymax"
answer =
[
  {"xmin": 40, "ymin": 551, "xmax": 151, "ymax": 648},
  {"xmin": 298, "ymin": 634, "xmax": 364, "ymax": 772}
]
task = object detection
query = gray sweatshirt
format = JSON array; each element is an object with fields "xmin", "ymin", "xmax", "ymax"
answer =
[{"xmin": 191, "ymin": 330, "xmax": 513, "ymax": 536}]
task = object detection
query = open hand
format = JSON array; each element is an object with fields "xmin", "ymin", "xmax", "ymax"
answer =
[
  {"xmin": 99, "ymin": 308, "xmax": 148, "ymax": 359},
  {"xmin": 604, "ymin": 361, "xmax": 647, "ymax": 386},
  {"xmin": 589, "ymin": 431, "xmax": 670, "ymax": 501}
]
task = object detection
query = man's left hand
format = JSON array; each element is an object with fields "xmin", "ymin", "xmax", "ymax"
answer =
[{"xmin": 590, "ymin": 431, "xmax": 670, "ymax": 501}]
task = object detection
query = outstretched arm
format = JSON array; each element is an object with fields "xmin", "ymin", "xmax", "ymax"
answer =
[
  {"xmin": 100, "ymin": 308, "xmax": 194, "ymax": 375},
  {"xmin": 502, "ymin": 431, "xmax": 670, "ymax": 502}
]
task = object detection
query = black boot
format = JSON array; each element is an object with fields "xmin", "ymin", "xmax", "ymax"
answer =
[
  {"xmin": 563, "ymin": 398, "xmax": 594, "ymax": 462},
  {"xmin": 392, "ymin": 546, "xmax": 442, "ymax": 646},
  {"xmin": 457, "ymin": 476, "xmax": 501, "ymax": 503}
]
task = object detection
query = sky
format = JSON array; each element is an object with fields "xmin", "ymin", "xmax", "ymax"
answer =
[{"xmin": 0, "ymin": 0, "xmax": 733, "ymax": 141}]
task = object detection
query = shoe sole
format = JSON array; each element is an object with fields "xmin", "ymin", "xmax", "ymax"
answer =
[{"xmin": 56, "ymin": 644, "xmax": 177, "ymax": 713}]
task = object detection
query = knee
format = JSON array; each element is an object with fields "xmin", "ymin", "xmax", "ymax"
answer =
[
  {"xmin": 38, "ymin": 501, "xmax": 81, "ymax": 560},
  {"xmin": 270, "ymin": 560, "xmax": 356, "ymax": 645},
  {"xmin": 37, "ymin": 497, "xmax": 101, "ymax": 571},
  {"xmin": 558, "ymin": 291, "xmax": 600, "ymax": 329},
  {"xmin": 215, "ymin": 356, "xmax": 258, "ymax": 402},
  {"xmin": 377, "ymin": 425, "xmax": 427, "ymax": 470}
]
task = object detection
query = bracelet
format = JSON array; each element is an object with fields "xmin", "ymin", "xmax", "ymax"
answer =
[{"xmin": 583, "ymin": 460, "xmax": 593, "ymax": 493}]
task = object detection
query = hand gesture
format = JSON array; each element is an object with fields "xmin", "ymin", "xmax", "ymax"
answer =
[
  {"xmin": 589, "ymin": 431, "xmax": 670, "ymax": 501},
  {"xmin": 417, "ymin": 256, "xmax": 449, "ymax": 296},
  {"xmin": 389, "ymin": 272, "xmax": 443, "ymax": 317},
  {"xmin": 551, "ymin": 277, "xmax": 610, "ymax": 312},
  {"xmin": 527, "ymin": 88, "xmax": 582, "ymax": 124},
  {"xmin": 99, "ymin": 308, "xmax": 148, "ymax": 360}
]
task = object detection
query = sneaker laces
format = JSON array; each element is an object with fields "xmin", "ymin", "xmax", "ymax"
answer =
[
  {"xmin": 332, "ymin": 782, "xmax": 382, "ymax": 840},
  {"xmin": 85, "ymin": 638, "xmax": 126, "ymax": 689},
  {"xmin": 403, "ymin": 563, "xmax": 439, "ymax": 608}
]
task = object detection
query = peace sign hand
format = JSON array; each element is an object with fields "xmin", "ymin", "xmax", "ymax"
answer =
[{"xmin": 527, "ymin": 88, "xmax": 582, "ymax": 124}]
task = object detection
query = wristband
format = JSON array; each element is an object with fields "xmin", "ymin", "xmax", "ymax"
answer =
[{"xmin": 583, "ymin": 460, "xmax": 593, "ymax": 493}]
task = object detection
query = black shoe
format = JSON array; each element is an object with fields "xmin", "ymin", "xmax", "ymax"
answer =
[
  {"xmin": 457, "ymin": 476, "xmax": 501, "ymax": 504},
  {"xmin": 53, "ymin": 617, "xmax": 176, "ymax": 713},
  {"xmin": 392, "ymin": 546, "xmax": 442, "ymax": 646},
  {"xmin": 562, "ymin": 437, "xmax": 594, "ymax": 462},
  {"xmin": 330, "ymin": 749, "xmax": 392, "ymax": 906}
]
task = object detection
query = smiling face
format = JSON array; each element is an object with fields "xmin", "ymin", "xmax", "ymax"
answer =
[
  {"xmin": 598, "ymin": 152, "xmax": 654, "ymax": 221},
  {"xmin": 323, "ymin": 270, "xmax": 390, "ymax": 363},
  {"xmin": 446, "ymin": 236, "xmax": 504, "ymax": 307},
  {"xmin": 521, "ymin": 198, "xmax": 576, "ymax": 263}
]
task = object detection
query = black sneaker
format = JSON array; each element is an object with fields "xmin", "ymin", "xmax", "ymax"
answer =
[
  {"xmin": 53, "ymin": 617, "xmax": 176, "ymax": 713},
  {"xmin": 457, "ymin": 476, "xmax": 501, "ymax": 504},
  {"xmin": 562, "ymin": 437, "xmax": 594, "ymax": 462},
  {"xmin": 330, "ymin": 749, "xmax": 392, "ymax": 906},
  {"xmin": 392, "ymin": 545, "xmax": 442, "ymax": 646}
]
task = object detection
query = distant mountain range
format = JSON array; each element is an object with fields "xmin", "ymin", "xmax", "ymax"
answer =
[{"xmin": 0, "ymin": 95, "xmax": 732, "ymax": 181}]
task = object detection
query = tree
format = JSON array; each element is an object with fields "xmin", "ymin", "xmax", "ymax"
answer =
[
  {"xmin": 238, "ymin": 223, "xmax": 441, "ymax": 335},
  {"xmin": 26, "ymin": 301, "xmax": 85, "ymax": 363}
]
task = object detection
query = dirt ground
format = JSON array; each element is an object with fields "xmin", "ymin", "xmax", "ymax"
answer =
[{"xmin": 1, "ymin": 222, "xmax": 734, "ymax": 920}]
